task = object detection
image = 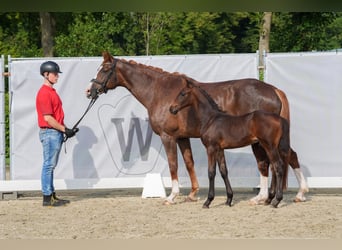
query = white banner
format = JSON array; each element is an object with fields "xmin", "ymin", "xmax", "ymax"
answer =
[
  {"xmin": 265, "ymin": 52, "xmax": 342, "ymax": 180},
  {"xmin": 8, "ymin": 54, "xmax": 258, "ymax": 188}
]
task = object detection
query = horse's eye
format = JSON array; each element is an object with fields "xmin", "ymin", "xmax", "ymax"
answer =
[{"xmin": 181, "ymin": 91, "xmax": 186, "ymax": 96}]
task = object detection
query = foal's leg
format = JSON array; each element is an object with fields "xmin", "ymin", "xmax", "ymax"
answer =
[
  {"xmin": 263, "ymin": 148, "xmax": 284, "ymax": 208},
  {"xmin": 289, "ymin": 148, "xmax": 309, "ymax": 202},
  {"xmin": 249, "ymin": 143, "xmax": 270, "ymax": 205},
  {"xmin": 267, "ymin": 159, "xmax": 284, "ymax": 208},
  {"xmin": 178, "ymin": 138, "xmax": 200, "ymax": 202},
  {"xmin": 160, "ymin": 134, "xmax": 180, "ymax": 204},
  {"xmin": 203, "ymin": 147, "xmax": 217, "ymax": 209},
  {"xmin": 265, "ymin": 167, "xmax": 276, "ymax": 205},
  {"xmin": 217, "ymin": 150, "xmax": 233, "ymax": 206},
  {"xmin": 271, "ymin": 160, "xmax": 284, "ymax": 208}
]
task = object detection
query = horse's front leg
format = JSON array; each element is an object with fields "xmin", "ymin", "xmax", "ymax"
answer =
[
  {"xmin": 217, "ymin": 150, "xmax": 233, "ymax": 206},
  {"xmin": 203, "ymin": 147, "xmax": 216, "ymax": 209},
  {"xmin": 178, "ymin": 138, "xmax": 199, "ymax": 202},
  {"xmin": 249, "ymin": 175, "xmax": 269, "ymax": 205},
  {"xmin": 161, "ymin": 134, "xmax": 179, "ymax": 205},
  {"xmin": 249, "ymin": 143, "xmax": 269, "ymax": 205}
]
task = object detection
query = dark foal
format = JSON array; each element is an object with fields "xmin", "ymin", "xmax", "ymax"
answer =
[{"xmin": 170, "ymin": 82, "xmax": 290, "ymax": 208}]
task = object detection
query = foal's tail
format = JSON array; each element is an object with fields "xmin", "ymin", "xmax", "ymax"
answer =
[{"xmin": 279, "ymin": 118, "xmax": 290, "ymax": 190}]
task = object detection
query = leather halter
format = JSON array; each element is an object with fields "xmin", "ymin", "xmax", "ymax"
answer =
[{"xmin": 90, "ymin": 59, "xmax": 117, "ymax": 97}]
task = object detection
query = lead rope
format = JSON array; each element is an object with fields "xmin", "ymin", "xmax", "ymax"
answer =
[{"xmin": 63, "ymin": 96, "xmax": 98, "ymax": 153}]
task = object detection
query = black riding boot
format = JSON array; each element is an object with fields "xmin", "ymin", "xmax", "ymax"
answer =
[
  {"xmin": 42, "ymin": 194, "xmax": 66, "ymax": 207},
  {"xmin": 52, "ymin": 192, "xmax": 70, "ymax": 204}
]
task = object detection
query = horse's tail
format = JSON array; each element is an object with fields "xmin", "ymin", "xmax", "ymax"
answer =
[
  {"xmin": 279, "ymin": 118, "xmax": 290, "ymax": 190},
  {"xmin": 274, "ymin": 88, "xmax": 290, "ymax": 125}
]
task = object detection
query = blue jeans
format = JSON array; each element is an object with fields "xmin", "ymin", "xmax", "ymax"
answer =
[{"xmin": 39, "ymin": 128, "xmax": 63, "ymax": 196}]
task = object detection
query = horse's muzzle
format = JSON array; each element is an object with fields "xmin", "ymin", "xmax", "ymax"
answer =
[
  {"xmin": 169, "ymin": 106, "xmax": 179, "ymax": 115},
  {"xmin": 89, "ymin": 88, "xmax": 99, "ymax": 99}
]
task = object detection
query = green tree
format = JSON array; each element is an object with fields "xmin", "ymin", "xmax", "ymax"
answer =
[
  {"xmin": 54, "ymin": 12, "xmax": 145, "ymax": 56},
  {"xmin": 1, "ymin": 12, "xmax": 342, "ymax": 57},
  {"xmin": 229, "ymin": 12, "xmax": 261, "ymax": 53},
  {"xmin": 0, "ymin": 12, "xmax": 42, "ymax": 57},
  {"xmin": 177, "ymin": 12, "xmax": 232, "ymax": 54},
  {"xmin": 271, "ymin": 12, "xmax": 338, "ymax": 52},
  {"xmin": 54, "ymin": 12, "xmax": 243, "ymax": 56},
  {"xmin": 323, "ymin": 13, "xmax": 342, "ymax": 50},
  {"xmin": 152, "ymin": 12, "xmax": 238, "ymax": 55}
]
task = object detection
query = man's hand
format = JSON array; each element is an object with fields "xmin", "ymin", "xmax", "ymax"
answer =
[{"xmin": 64, "ymin": 127, "xmax": 79, "ymax": 138}]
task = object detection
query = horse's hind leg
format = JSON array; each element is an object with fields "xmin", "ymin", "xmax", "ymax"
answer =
[
  {"xmin": 249, "ymin": 143, "xmax": 269, "ymax": 205},
  {"xmin": 178, "ymin": 138, "xmax": 200, "ymax": 202},
  {"xmin": 289, "ymin": 148, "xmax": 309, "ymax": 202},
  {"xmin": 217, "ymin": 150, "xmax": 233, "ymax": 206}
]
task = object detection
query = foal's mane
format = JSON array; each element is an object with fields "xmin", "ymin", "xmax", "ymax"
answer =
[{"xmin": 187, "ymin": 80, "xmax": 224, "ymax": 113}]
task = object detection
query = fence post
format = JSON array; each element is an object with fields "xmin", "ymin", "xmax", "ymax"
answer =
[{"xmin": 0, "ymin": 55, "xmax": 5, "ymax": 180}]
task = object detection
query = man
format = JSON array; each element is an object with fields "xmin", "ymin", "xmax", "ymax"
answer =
[{"xmin": 36, "ymin": 61, "xmax": 79, "ymax": 207}]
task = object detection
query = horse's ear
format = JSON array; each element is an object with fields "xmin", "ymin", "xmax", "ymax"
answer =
[
  {"xmin": 102, "ymin": 51, "xmax": 108, "ymax": 58},
  {"xmin": 102, "ymin": 51, "xmax": 113, "ymax": 63}
]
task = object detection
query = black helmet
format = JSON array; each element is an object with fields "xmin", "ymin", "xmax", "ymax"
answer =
[{"xmin": 40, "ymin": 61, "xmax": 62, "ymax": 76}]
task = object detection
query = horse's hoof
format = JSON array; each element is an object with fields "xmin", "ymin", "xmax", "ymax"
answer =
[
  {"xmin": 249, "ymin": 196, "xmax": 267, "ymax": 205},
  {"xmin": 248, "ymin": 199, "xmax": 258, "ymax": 205},
  {"xmin": 202, "ymin": 204, "xmax": 209, "ymax": 209},
  {"xmin": 163, "ymin": 200, "xmax": 175, "ymax": 205},
  {"xmin": 184, "ymin": 196, "xmax": 199, "ymax": 202},
  {"xmin": 249, "ymin": 198, "xmax": 264, "ymax": 205},
  {"xmin": 293, "ymin": 197, "xmax": 306, "ymax": 203}
]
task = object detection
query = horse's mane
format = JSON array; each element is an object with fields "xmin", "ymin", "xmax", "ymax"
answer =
[
  {"xmin": 116, "ymin": 57, "xmax": 189, "ymax": 78},
  {"xmin": 187, "ymin": 80, "xmax": 224, "ymax": 113},
  {"xmin": 110, "ymin": 57, "xmax": 222, "ymax": 113}
]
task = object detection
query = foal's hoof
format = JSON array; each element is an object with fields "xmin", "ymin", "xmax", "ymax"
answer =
[
  {"xmin": 225, "ymin": 200, "xmax": 232, "ymax": 207},
  {"xmin": 271, "ymin": 199, "xmax": 280, "ymax": 208},
  {"xmin": 264, "ymin": 199, "xmax": 272, "ymax": 205},
  {"xmin": 202, "ymin": 200, "xmax": 211, "ymax": 209}
]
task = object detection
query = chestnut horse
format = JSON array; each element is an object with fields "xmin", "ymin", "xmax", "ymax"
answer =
[
  {"xmin": 87, "ymin": 52, "xmax": 308, "ymax": 204},
  {"xmin": 170, "ymin": 81, "xmax": 289, "ymax": 208}
]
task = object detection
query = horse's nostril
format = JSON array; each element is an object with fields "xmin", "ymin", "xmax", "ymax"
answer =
[{"xmin": 169, "ymin": 106, "xmax": 178, "ymax": 115}]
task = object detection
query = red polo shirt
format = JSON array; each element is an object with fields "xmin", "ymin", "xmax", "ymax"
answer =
[{"xmin": 36, "ymin": 84, "xmax": 65, "ymax": 128}]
